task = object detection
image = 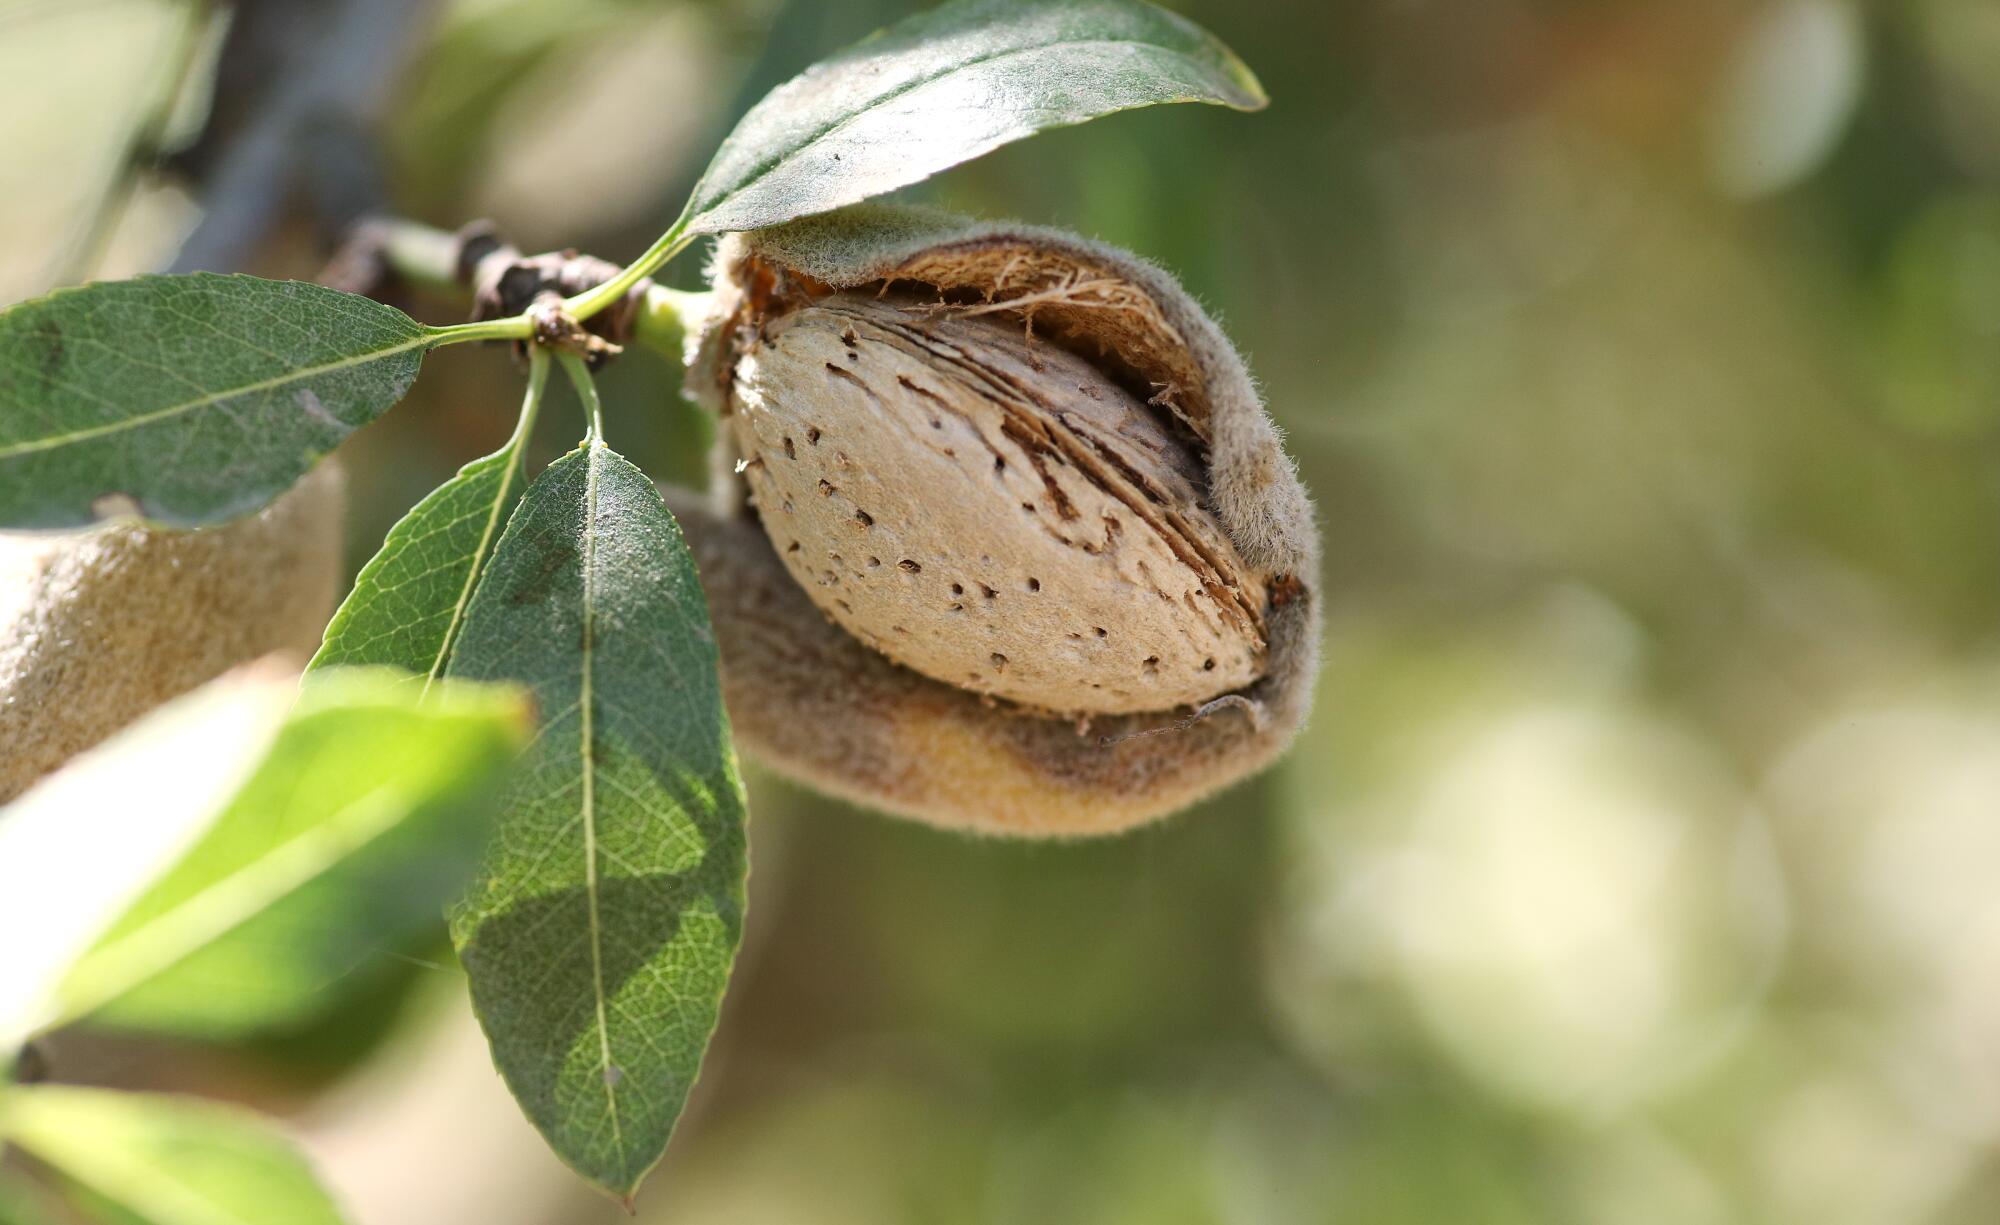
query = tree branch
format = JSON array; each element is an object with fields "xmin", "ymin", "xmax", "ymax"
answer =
[
  {"xmin": 323, "ymin": 217, "xmax": 709, "ymax": 363},
  {"xmin": 168, "ymin": 0, "xmax": 432, "ymax": 274}
]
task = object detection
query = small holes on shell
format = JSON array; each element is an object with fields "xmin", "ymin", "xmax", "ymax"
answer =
[
  {"xmin": 783, "ymin": 436, "xmax": 796, "ymax": 459},
  {"xmin": 741, "ymin": 291, "xmax": 1273, "ymax": 717}
]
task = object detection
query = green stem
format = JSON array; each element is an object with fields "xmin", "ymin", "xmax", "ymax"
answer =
[
  {"xmin": 633, "ymin": 285, "xmax": 712, "ymax": 359},
  {"xmin": 370, "ymin": 217, "xmax": 714, "ymax": 357},
  {"xmin": 563, "ymin": 217, "xmax": 694, "ymax": 324},
  {"xmin": 425, "ymin": 316, "xmax": 535, "ymax": 346},
  {"xmin": 559, "ymin": 352, "xmax": 607, "ymax": 442},
  {"xmin": 508, "ymin": 347, "xmax": 554, "ymax": 454}
]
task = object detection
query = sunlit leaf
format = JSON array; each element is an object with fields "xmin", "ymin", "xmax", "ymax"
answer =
[
  {"xmin": 1, "ymin": 1086, "xmax": 348, "ymax": 1225},
  {"xmin": 0, "ymin": 664, "xmax": 528, "ymax": 1047},
  {"xmin": 0, "ymin": 274, "xmax": 429, "ymax": 529},
  {"xmin": 446, "ymin": 440, "xmax": 747, "ymax": 1203},
  {"xmin": 0, "ymin": 661, "xmax": 295, "ymax": 1051},
  {"xmin": 680, "ymin": 0, "xmax": 1265, "ymax": 237},
  {"xmin": 68, "ymin": 669, "xmax": 529, "ymax": 1038}
]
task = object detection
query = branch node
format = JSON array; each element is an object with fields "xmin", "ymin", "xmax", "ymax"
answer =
[
  {"xmin": 470, "ymin": 233, "xmax": 647, "ymax": 367},
  {"xmin": 527, "ymin": 292, "xmax": 622, "ymax": 364}
]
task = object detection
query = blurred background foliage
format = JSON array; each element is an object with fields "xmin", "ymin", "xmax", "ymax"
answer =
[{"xmin": 5, "ymin": 0, "xmax": 2000, "ymax": 1222}]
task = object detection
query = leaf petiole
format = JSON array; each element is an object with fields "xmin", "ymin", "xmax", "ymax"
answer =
[
  {"xmin": 425, "ymin": 316, "xmax": 536, "ymax": 347},
  {"xmin": 504, "ymin": 348, "xmax": 554, "ymax": 469},
  {"xmin": 557, "ymin": 352, "xmax": 608, "ymax": 442},
  {"xmin": 563, "ymin": 217, "xmax": 694, "ymax": 325}
]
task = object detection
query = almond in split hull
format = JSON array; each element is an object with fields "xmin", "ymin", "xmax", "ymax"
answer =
[{"xmin": 726, "ymin": 292, "xmax": 1267, "ymax": 717}]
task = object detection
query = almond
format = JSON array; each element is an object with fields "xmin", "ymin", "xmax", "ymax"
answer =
[
  {"xmin": 0, "ymin": 462, "xmax": 345, "ymax": 802},
  {"xmin": 678, "ymin": 206, "xmax": 1321, "ymax": 834},
  {"xmin": 725, "ymin": 292, "xmax": 1267, "ymax": 716}
]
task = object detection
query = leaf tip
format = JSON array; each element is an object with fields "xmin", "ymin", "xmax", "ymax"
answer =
[{"xmin": 1224, "ymin": 55, "xmax": 1270, "ymax": 112}]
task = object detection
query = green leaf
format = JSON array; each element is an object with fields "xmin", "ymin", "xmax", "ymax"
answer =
[
  {"xmin": 0, "ymin": 274, "xmax": 430, "ymax": 529},
  {"xmin": 681, "ymin": 0, "xmax": 1265, "ymax": 236},
  {"xmin": 0, "ymin": 665, "xmax": 528, "ymax": 1047},
  {"xmin": 2, "ymin": 1086, "xmax": 348, "ymax": 1225},
  {"xmin": 309, "ymin": 353, "xmax": 552, "ymax": 684},
  {"xmin": 0, "ymin": 663, "xmax": 297, "ymax": 1052},
  {"xmin": 445, "ymin": 440, "xmax": 747, "ymax": 1203},
  {"xmin": 307, "ymin": 449, "xmax": 523, "ymax": 680},
  {"xmin": 68, "ymin": 670, "xmax": 529, "ymax": 1038},
  {"xmin": 0, "ymin": 1170, "xmax": 64, "ymax": 1225}
]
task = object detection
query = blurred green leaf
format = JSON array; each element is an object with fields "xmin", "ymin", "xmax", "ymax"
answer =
[
  {"xmin": 446, "ymin": 441, "xmax": 747, "ymax": 1203},
  {"xmin": 679, "ymin": 0, "xmax": 1265, "ymax": 237},
  {"xmin": 0, "ymin": 274, "xmax": 428, "ymax": 529},
  {"xmin": 310, "ymin": 354, "xmax": 551, "ymax": 682},
  {"xmin": 1, "ymin": 1086, "xmax": 347, "ymax": 1225},
  {"xmin": 0, "ymin": 662, "xmax": 297, "ymax": 1051},
  {"xmin": 69, "ymin": 669, "xmax": 530, "ymax": 1038},
  {"xmin": 0, "ymin": 1170, "xmax": 62, "ymax": 1225},
  {"xmin": 0, "ymin": 665, "xmax": 527, "ymax": 1046}
]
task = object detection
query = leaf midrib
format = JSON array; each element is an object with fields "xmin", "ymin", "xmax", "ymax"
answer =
[
  {"xmin": 420, "ymin": 451, "xmax": 524, "ymax": 695},
  {"xmin": 692, "ymin": 33, "xmax": 1246, "ymax": 229},
  {"xmin": 55, "ymin": 783, "xmax": 415, "ymax": 1029},
  {"xmin": 577, "ymin": 440, "xmax": 626, "ymax": 1163},
  {"xmin": 0, "ymin": 333, "xmax": 429, "ymax": 460},
  {"xmin": 15, "ymin": 1115, "xmax": 270, "ymax": 1225}
]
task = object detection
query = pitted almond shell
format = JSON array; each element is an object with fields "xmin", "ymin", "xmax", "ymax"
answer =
[
  {"xmin": 678, "ymin": 204, "xmax": 1322, "ymax": 836},
  {"xmin": 728, "ymin": 292, "xmax": 1266, "ymax": 716}
]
